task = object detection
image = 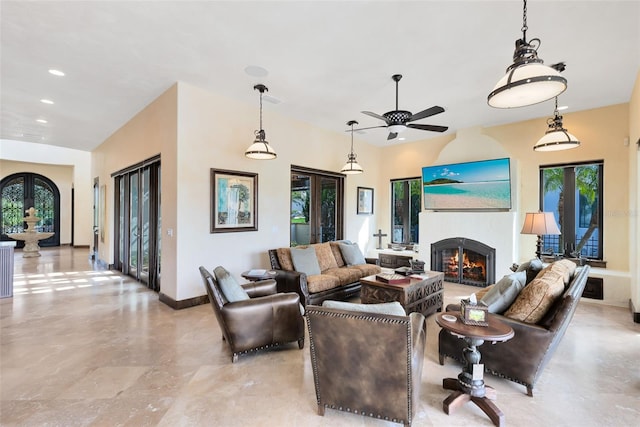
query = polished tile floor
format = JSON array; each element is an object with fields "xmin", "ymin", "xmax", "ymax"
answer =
[{"xmin": 1, "ymin": 247, "xmax": 639, "ymax": 426}]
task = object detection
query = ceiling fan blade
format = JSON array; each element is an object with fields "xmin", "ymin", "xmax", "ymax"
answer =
[
  {"xmin": 407, "ymin": 123, "xmax": 449, "ymax": 133},
  {"xmin": 347, "ymin": 125, "xmax": 387, "ymax": 132},
  {"xmin": 408, "ymin": 106, "xmax": 445, "ymax": 122},
  {"xmin": 387, "ymin": 132, "xmax": 398, "ymax": 140},
  {"xmin": 362, "ymin": 111, "xmax": 389, "ymax": 123}
]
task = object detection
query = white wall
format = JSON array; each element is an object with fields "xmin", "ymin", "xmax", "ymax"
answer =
[{"xmin": 0, "ymin": 139, "xmax": 93, "ymax": 246}]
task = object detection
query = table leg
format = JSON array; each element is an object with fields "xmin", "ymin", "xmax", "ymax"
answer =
[{"xmin": 471, "ymin": 396, "xmax": 505, "ymax": 427}]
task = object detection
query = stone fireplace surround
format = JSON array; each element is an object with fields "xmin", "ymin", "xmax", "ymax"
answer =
[{"xmin": 418, "ymin": 211, "xmax": 518, "ymax": 283}]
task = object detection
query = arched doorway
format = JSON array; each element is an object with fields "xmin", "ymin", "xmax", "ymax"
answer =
[{"xmin": 0, "ymin": 172, "xmax": 61, "ymax": 247}]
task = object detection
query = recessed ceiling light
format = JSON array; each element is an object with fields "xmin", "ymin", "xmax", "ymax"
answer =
[
  {"xmin": 557, "ymin": 105, "xmax": 569, "ymax": 111},
  {"xmin": 40, "ymin": 99, "xmax": 54, "ymax": 104},
  {"xmin": 244, "ymin": 65, "xmax": 268, "ymax": 77},
  {"xmin": 36, "ymin": 119, "xmax": 48, "ymax": 123},
  {"xmin": 399, "ymin": 137, "xmax": 406, "ymax": 141},
  {"xmin": 48, "ymin": 69, "xmax": 65, "ymax": 76}
]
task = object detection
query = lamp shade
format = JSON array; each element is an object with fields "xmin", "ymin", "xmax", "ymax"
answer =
[
  {"xmin": 533, "ymin": 129, "xmax": 580, "ymax": 151},
  {"xmin": 520, "ymin": 212, "xmax": 561, "ymax": 235},
  {"xmin": 340, "ymin": 156, "xmax": 364, "ymax": 174},
  {"xmin": 488, "ymin": 62, "xmax": 567, "ymax": 108},
  {"xmin": 245, "ymin": 138, "xmax": 277, "ymax": 159}
]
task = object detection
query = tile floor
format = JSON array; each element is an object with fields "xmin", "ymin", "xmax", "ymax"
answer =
[{"xmin": 1, "ymin": 247, "xmax": 639, "ymax": 426}]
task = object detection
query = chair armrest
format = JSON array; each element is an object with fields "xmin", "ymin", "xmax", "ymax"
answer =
[
  {"xmin": 272, "ymin": 269, "xmax": 310, "ymax": 305},
  {"xmin": 241, "ymin": 279, "xmax": 277, "ymax": 297},
  {"xmin": 221, "ymin": 293, "xmax": 302, "ymax": 331}
]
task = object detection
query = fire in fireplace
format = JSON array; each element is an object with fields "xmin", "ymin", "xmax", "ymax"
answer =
[{"xmin": 432, "ymin": 237, "xmax": 495, "ymax": 287}]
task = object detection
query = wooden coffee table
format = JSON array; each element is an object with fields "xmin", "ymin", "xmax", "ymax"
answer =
[
  {"xmin": 360, "ymin": 271, "xmax": 444, "ymax": 317},
  {"xmin": 435, "ymin": 311, "xmax": 514, "ymax": 427}
]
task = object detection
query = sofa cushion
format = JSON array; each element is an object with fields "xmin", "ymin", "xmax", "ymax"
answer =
[
  {"xmin": 213, "ymin": 266, "xmax": 249, "ymax": 303},
  {"xmin": 504, "ymin": 269, "xmax": 565, "ymax": 323},
  {"xmin": 347, "ymin": 263, "xmax": 382, "ymax": 277},
  {"xmin": 481, "ymin": 271, "xmax": 527, "ymax": 314},
  {"xmin": 315, "ymin": 242, "xmax": 338, "ymax": 271},
  {"xmin": 338, "ymin": 242, "xmax": 366, "ymax": 265},
  {"xmin": 323, "ymin": 300, "xmax": 406, "ymax": 316},
  {"xmin": 307, "ymin": 274, "xmax": 341, "ymax": 293},
  {"xmin": 276, "ymin": 247, "xmax": 295, "ymax": 271},
  {"xmin": 516, "ymin": 258, "xmax": 544, "ymax": 284},
  {"xmin": 290, "ymin": 246, "xmax": 321, "ymax": 275},
  {"xmin": 322, "ymin": 267, "xmax": 363, "ymax": 286}
]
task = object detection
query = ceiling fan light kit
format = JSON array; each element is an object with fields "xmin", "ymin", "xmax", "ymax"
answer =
[
  {"xmin": 359, "ymin": 74, "xmax": 448, "ymax": 141},
  {"xmin": 534, "ymin": 97, "xmax": 580, "ymax": 151},
  {"xmin": 245, "ymin": 84, "xmax": 277, "ymax": 160},
  {"xmin": 488, "ymin": 0, "xmax": 567, "ymax": 109},
  {"xmin": 341, "ymin": 120, "xmax": 364, "ymax": 175}
]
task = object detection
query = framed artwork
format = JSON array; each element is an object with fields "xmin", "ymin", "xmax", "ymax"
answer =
[
  {"xmin": 357, "ymin": 186, "xmax": 374, "ymax": 215},
  {"xmin": 211, "ymin": 169, "xmax": 258, "ymax": 233}
]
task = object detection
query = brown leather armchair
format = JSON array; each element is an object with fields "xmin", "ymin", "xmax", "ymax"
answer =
[
  {"xmin": 199, "ymin": 266, "xmax": 305, "ymax": 363},
  {"xmin": 306, "ymin": 304, "xmax": 426, "ymax": 426}
]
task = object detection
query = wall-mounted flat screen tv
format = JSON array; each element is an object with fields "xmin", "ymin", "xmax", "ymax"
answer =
[{"xmin": 422, "ymin": 158, "xmax": 512, "ymax": 210}]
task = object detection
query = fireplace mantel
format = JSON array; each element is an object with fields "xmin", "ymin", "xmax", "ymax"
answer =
[{"xmin": 418, "ymin": 211, "xmax": 518, "ymax": 281}]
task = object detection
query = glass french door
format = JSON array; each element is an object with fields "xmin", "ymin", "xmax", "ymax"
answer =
[
  {"xmin": 114, "ymin": 157, "xmax": 161, "ymax": 291},
  {"xmin": 0, "ymin": 172, "xmax": 60, "ymax": 247},
  {"xmin": 290, "ymin": 166, "xmax": 343, "ymax": 246}
]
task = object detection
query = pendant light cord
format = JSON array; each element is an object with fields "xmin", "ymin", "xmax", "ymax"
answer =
[{"xmin": 521, "ymin": 0, "xmax": 528, "ymax": 43}]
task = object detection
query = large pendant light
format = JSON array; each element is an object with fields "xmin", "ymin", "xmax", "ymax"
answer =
[
  {"xmin": 245, "ymin": 84, "xmax": 277, "ymax": 160},
  {"xmin": 340, "ymin": 120, "xmax": 363, "ymax": 174},
  {"xmin": 534, "ymin": 97, "xmax": 580, "ymax": 151},
  {"xmin": 488, "ymin": 0, "xmax": 567, "ymax": 108}
]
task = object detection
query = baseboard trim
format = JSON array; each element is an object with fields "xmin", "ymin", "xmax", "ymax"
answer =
[
  {"xmin": 630, "ymin": 299, "xmax": 640, "ymax": 323},
  {"xmin": 159, "ymin": 292, "xmax": 209, "ymax": 310},
  {"xmin": 73, "ymin": 245, "xmax": 90, "ymax": 248}
]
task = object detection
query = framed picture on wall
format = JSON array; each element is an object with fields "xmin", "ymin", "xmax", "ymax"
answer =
[
  {"xmin": 210, "ymin": 168, "xmax": 258, "ymax": 233},
  {"xmin": 357, "ymin": 186, "xmax": 374, "ymax": 215}
]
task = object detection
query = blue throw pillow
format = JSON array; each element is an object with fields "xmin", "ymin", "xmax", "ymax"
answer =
[
  {"xmin": 322, "ymin": 300, "xmax": 406, "ymax": 316},
  {"xmin": 480, "ymin": 271, "xmax": 527, "ymax": 313},
  {"xmin": 290, "ymin": 247, "xmax": 321, "ymax": 275},
  {"xmin": 338, "ymin": 242, "xmax": 366, "ymax": 266},
  {"xmin": 213, "ymin": 266, "xmax": 249, "ymax": 303}
]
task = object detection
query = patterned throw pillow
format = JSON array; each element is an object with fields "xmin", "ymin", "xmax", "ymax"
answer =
[
  {"xmin": 315, "ymin": 242, "xmax": 338, "ymax": 271},
  {"xmin": 504, "ymin": 270, "xmax": 565, "ymax": 323}
]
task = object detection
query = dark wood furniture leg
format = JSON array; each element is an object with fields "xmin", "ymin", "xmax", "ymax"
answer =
[{"xmin": 442, "ymin": 336, "xmax": 505, "ymax": 427}]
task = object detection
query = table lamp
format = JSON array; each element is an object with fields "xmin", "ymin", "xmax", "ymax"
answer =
[{"xmin": 520, "ymin": 212, "xmax": 561, "ymax": 259}]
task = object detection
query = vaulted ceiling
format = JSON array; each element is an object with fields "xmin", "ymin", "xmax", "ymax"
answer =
[{"xmin": 1, "ymin": 1, "xmax": 638, "ymax": 151}]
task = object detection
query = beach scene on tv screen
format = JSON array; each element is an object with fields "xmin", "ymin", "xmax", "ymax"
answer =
[{"xmin": 422, "ymin": 158, "xmax": 511, "ymax": 210}]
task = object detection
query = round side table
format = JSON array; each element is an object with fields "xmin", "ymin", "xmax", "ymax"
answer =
[{"xmin": 435, "ymin": 311, "xmax": 514, "ymax": 427}]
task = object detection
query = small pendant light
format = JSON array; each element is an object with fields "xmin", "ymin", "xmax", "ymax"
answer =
[
  {"xmin": 245, "ymin": 84, "xmax": 277, "ymax": 160},
  {"xmin": 340, "ymin": 120, "xmax": 363, "ymax": 174},
  {"xmin": 534, "ymin": 97, "xmax": 580, "ymax": 151},
  {"xmin": 488, "ymin": 0, "xmax": 567, "ymax": 108}
]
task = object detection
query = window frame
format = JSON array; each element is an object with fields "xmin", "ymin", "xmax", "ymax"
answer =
[{"xmin": 390, "ymin": 176, "xmax": 421, "ymax": 245}]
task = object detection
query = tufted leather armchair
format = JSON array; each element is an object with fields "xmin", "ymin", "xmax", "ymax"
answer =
[
  {"xmin": 306, "ymin": 305, "xmax": 426, "ymax": 426},
  {"xmin": 199, "ymin": 266, "xmax": 305, "ymax": 363}
]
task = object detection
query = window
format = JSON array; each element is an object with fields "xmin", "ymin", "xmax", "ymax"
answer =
[
  {"xmin": 540, "ymin": 161, "xmax": 603, "ymax": 259},
  {"xmin": 290, "ymin": 166, "xmax": 343, "ymax": 246},
  {"xmin": 391, "ymin": 177, "xmax": 421, "ymax": 245}
]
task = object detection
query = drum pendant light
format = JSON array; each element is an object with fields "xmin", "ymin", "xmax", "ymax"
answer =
[
  {"xmin": 534, "ymin": 97, "xmax": 580, "ymax": 151},
  {"xmin": 245, "ymin": 84, "xmax": 277, "ymax": 160},
  {"xmin": 340, "ymin": 120, "xmax": 363, "ymax": 174},
  {"xmin": 488, "ymin": 0, "xmax": 567, "ymax": 108}
]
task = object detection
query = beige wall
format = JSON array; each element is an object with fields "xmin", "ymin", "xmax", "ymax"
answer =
[
  {"xmin": 0, "ymin": 140, "xmax": 92, "ymax": 246},
  {"xmin": 174, "ymin": 82, "xmax": 382, "ymax": 300},
  {"xmin": 628, "ymin": 70, "xmax": 640, "ymax": 311},
  {"xmin": 91, "ymin": 84, "xmax": 178, "ymax": 297}
]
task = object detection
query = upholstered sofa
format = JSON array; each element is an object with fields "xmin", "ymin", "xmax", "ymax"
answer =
[
  {"xmin": 268, "ymin": 241, "xmax": 381, "ymax": 307},
  {"xmin": 439, "ymin": 260, "xmax": 591, "ymax": 396},
  {"xmin": 306, "ymin": 301, "xmax": 426, "ymax": 426}
]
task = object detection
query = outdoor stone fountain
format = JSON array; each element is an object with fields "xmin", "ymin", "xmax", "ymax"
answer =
[{"xmin": 7, "ymin": 207, "xmax": 55, "ymax": 258}]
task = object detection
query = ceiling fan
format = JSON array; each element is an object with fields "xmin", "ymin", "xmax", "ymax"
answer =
[{"xmin": 358, "ymin": 74, "xmax": 448, "ymax": 140}]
